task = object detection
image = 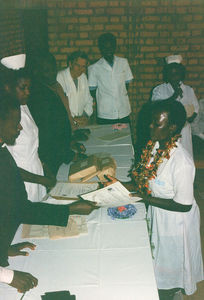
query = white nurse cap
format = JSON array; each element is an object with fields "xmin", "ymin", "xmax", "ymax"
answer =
[
  {"xmin": 165, "ymin": 54, "xmax": 182, "ymax": 64},
  {"xmin": 0, "ymin": 53, "xmax": 26, "ymax": 70}
]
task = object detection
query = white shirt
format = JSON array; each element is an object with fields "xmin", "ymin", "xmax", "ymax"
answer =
[
  {"xmin": 147, "ymin": 142, "xmax": 204, "ymax": 295},
  {"xmin": 6, "ymin": 105, "xmax": 46, "ymax": 202},
  {"xmin": 152, "ymin": 82, "xmax": 199, "ymax": 115},
  {"xmin": 151, "ymin": 82, "xmax": 199, "ymax": 157},
  {"xmin": 88, "ymin": 56, "xmax": 133, "ymax": 119},
  {"xmin": 0, "ymin": 267, "xmax": 14, "ymax": 284},
  {"xmin": 57, "ymin": 67, "xmax": 93, "ymax": 118}
]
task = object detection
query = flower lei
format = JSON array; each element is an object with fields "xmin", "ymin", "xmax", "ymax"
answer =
[{"xmin": 131, "ymin": 134, "xmax": 181, "ymax": 196}]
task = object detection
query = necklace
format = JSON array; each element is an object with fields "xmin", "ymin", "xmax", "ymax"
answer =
[{"xmin": 131, "ymin": 134, "xmax": 181, "ymax": 195}]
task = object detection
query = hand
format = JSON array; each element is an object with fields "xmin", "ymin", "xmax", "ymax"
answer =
[
  {"xmin": 187, "ymin": 112, "xmax": 197, "ymax": 123},
  {"xmin": 41, "ymin": 164, "xmax": 57, "ymax": 188},
  {"xmin": 72, "ymin": 129, "xmax": 89, "ymax": 141},
  {"xmin": 73, "ymin": 152, "xmax": 88, "ymax": 162},
  {"xmin": 103, "ymin": 175, "xmax": 118, "ymax": 187},
  {"xmin": 69, "ymin": 200, "xmax": 99, "ymax": 215},
  {"xmin": 9, "ymin": 270, "xmax": 38, "ymax": 293},
  {"xmin": 71, "ymin": 142, "xmax": 86, "ymax": 153},
  {"xmin": 8, "ymin": 242, "xmax": 36, "ymax": 257},
  {"xmin": 41, "ymin": 175, "xmax": 57, "ymax": 189},
  {"xmin": 74, "ymin": 116, "xmax": 89, "ymax": 127}
]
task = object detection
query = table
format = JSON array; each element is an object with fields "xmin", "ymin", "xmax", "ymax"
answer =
[{"xmin": 0, "ymin": 124, "xmax": 159, "ymax": 300}]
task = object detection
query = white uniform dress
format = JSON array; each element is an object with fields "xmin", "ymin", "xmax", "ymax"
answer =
[
  {"xmin": 147, "ymin": 141, "xmax": 204, "ymax": 295},
  {"xmin": 6, "ymin": 105, "xmax": 46, "ymax": 202},
  {"xmin": 151, "ymin": 82, "xmax": 199, "ymax": 157},
  {"xmin": 88, "ymin": 55, "xmax": 133, "ymax": 119},
  {"xmin": 57, "ymin": 67, "xmax": 93, "ymax": 118}
]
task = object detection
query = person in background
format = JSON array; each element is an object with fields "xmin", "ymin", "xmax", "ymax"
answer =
[
  {"xmin": 57, "ymin": 50, "xmax": 93, "ymax": 128},
  {"xmin": 151, "ymin": 54, "xmax": 199, "ymax": 158},
  {"xmin": 3, "ymin": 69, "xmax": 55, "ymax": 202},
  {"xmin": 0, "ymin": 92, "xmax": 98, "ymax": 293},
  {"xmin": 88, "ymin": 32, "xmax": 133, "ymax": 124},
  {"xmin": 105, "ymin": 100, "xmax": 203, "ymax": 300},
  {"xmin": 28, "ymin": 52, "xmax": 86, "ymax": 176}
]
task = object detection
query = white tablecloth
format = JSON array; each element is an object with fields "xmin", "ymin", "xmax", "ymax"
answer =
[{"xmin": 0, "ymin": 124, "xmax": 159, "ymax": 300}]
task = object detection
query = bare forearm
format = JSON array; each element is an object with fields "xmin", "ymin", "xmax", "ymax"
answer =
[
  {"xmin": 144, "ymin": 195, "xmax": 192, "ymax": 212},
  {"xmin": 19, "ymin": 168, "xmax": 44, "ymax": 185},
  {"xmin": 19, "ymin": 167, "xmax": 56, "ymax": 188}
]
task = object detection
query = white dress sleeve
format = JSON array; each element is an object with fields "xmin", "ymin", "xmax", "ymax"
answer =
[
  {"xmin": 88, "ymin": 65, "xmax": 98, "ymax": 88},
  {"xmin": 151, "ymin": 85, "xmax": 163, "ymax": 101},
  {"xmin": 124, "ymin": 58, "xmax": 134, "ymax": 82},
  {"xmin": 0, "ymin": 266, "xmax": 14, "ymax": 284},
  {"xmin": 190, "ymin": 87, "xmax": 199, "ymax": 113},
  {"xmin": 171, "ymin": 156, "xmax": 195, "ymax": 205},
  {"xmin": 83, "ymin": 75, "xmax": 93, "ymax": 116}
]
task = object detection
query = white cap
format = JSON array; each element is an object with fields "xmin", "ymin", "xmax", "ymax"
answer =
[
  {"xmin": 165, "ymin": 55, "xmax": 182, "ymax": 64},
  {"xmin": 0, "ymin": 54, "xmax": 26, "ymax": 70}
]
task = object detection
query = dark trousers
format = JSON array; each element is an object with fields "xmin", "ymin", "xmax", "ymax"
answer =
[{"xmin": 97, "ymin": 116, "xmax": 130, "ymax": 125}]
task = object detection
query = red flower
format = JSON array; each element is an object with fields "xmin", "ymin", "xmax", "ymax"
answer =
[{"xmin": 118, "ymin": 206, "xmax": 127, "ymax": 212}]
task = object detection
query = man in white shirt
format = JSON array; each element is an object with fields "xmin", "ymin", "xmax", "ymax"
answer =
[
  {"xmin": 57, "ymin": 51, "xmax": 93, "ymax": 127},
  {"xmin": 88, "ymin": 33, "xmax": 133, "ymax": 124}
]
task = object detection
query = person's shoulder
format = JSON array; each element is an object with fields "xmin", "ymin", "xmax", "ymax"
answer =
[
  {"xmin": 171, "ymin": 142, "xmax": 194, "ymax": 169},
  {"xmin": 57, "ymin": 67, "xmax": 69, "ymax": 77},
  {"xmin": 115, "ymin": 56, "xmax": 127, "ymax": 61},
  {"xmin": 181, "ymin": 82, "xmax": 195, "ymax": 92},
  {"xmin": 153, "ymin": 82, "xmax": 168, "ymax": 90},
  {"xmin": 79, "ymin": 72, "xmax": 88, "ymax": 79},
  {"xmin": 115, "ymin": 56, "xmax": 130, "ymax": 65},
  {"xmin": 89, "ymin": 58, "xmax": 104, "ymax": 69}
]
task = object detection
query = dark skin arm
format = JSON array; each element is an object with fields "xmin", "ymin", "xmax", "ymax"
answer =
[
  {"xmin": 19, "ymin": 168, "xmax": 56, "ymax": 189},
  {"xmin": 125, "ymin": 82, "xmax": 129, "ymax": 92},
  {"xmin": 90, "ymin": 89, "xmax": 97, "ymax": 123},
  {"xmin": 9, "ymin": 270, "xmax": 38, "ymax": 293},
  {"xmin": 90, "ymin": 89, "xmax": 96, "ymax": 100},
  {"xmin": 8, "ymin": 242, "xmax": 36, "ymax": 257},
  {"xmin": 105, "ymin": 175, "xmax": 192, "ymax": 213},
  {"xmin": 187, "ymin": 112, "xmax": 197, "ymax": 123},
  {"xmin": 142, "ymin": 194, "xmax": 192, "ymax": 212}
]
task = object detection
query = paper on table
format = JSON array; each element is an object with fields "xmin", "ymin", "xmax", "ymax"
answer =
[
  {"xmin": 49, "ymin": 182, "xmax": 99, "ymax": 200},
  {"xmin": 22, "ymin": 224, "xmax": 49, "ymax": 239},
  {"xmin": 98, "ymin": 130, "xmax": 130, "ymax": 141},
  {"xmin": 80, "ymin": 181, "xmax": 142, "ymax": 207},
  {"xmin": 22, "ymin": 216, "xmax": 88, "ymax": 239}
]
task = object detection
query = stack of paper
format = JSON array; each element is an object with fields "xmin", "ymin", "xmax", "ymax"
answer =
[
  {"xmin": 49, "ymin": 182, "xmax": 99, "ymax": 200},
  {"xmin": 22, "ymin": 216, "xmax": 88, "ymax": 240}
]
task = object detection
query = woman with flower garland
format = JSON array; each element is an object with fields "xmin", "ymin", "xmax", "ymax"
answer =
[{"xmin": 106, "ymin": 99, "xmax": 203, "ymax": 300}]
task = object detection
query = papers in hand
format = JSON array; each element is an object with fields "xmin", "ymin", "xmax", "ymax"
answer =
[
  {"xmin": 80, "ymin": 181, "xmax": 142, "ymax": 207},
  {"xmin": 49, "ymin": 182, "xmax": 99, "ymax": 200}
]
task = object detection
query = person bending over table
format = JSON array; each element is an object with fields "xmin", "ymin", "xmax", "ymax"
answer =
[
  {"xmin": 0, "ymin": 92, "xmax": 98, "ymax": 293},
  {"xmin": 1, "ymin": 68, "xmax": 55, "ymax": 202},
  {"xmin": 88, "ymin": 32, "xmax": 133, "ymax": 124},
  {"xmin": 105, "ymin": 100, "xmax": 203, "ymax": 300},
  {"xmin": 28, "ymin": 52, "xmax": 87, "ymax": 176}
]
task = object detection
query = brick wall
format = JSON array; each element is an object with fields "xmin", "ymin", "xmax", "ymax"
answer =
[
  {"xmin": 46, "ymin": 0, "xmax": 204, "ymax": 140},
  {"xmin": 0, "ymin": 9, "xmax": 25, "ymax": 59},
  {"xmin": 1, "ymin": 0, "xmax": 204, "ymax": 141}
]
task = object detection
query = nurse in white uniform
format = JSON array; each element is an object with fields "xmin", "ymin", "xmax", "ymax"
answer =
[
  {"xmin": 105, "ymin": 99, "xmax": 203, "ymax": 300},
  {"xmin": 132, "ymin": 100, "xmax": 203, "ymax": 299},
  {"xmin": 6, "ymin": 70, "xmax": 55, "ymax": 202},
  {"xmin": 151, "ymin": 55, "xmax": 199, "ymax": 158}
]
